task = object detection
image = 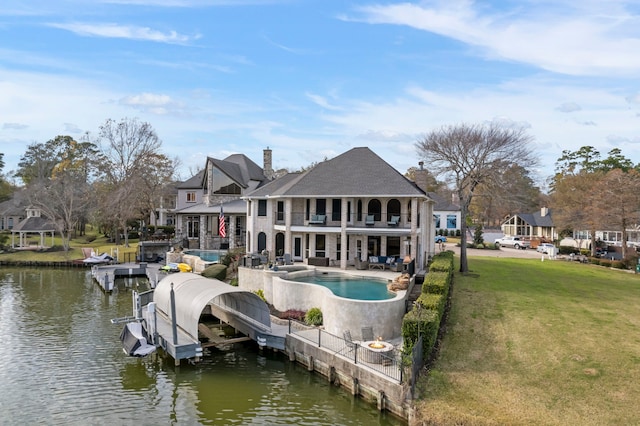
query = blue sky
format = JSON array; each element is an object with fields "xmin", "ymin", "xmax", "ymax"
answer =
[{"xmin": 2, "ymin": 0, "xmax": 640, "ymax": 187}]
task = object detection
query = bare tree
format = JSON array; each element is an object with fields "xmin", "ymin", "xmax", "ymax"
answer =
[
  {"xmin": 416, "ymin": 123, "xmax": 537, "ymax": 273},
  {"xmin": 96, "ymin": 118, "xmax": 174, "ymax": 246}
]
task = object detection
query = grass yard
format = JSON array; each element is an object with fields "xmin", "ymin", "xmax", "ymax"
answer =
[
  {"xmin": 0, "ymin": 232, "xmax": 139, "ymax": 263},
  {"xmin": 414, "ymin": 257, "xmax": 640, "ymax": 425}
]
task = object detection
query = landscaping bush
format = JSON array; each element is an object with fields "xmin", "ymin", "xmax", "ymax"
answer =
[
  {"xmin": 422, "ymin": 271, "xmax": 450, "ymax": 297},
  {"xmin": 279, "ymin": 309, "xmax": 305, "ymax": 321},
  {"xmin": 559, "ymin": 245, "xmax": 580, "ymax": 255},
  {"xmin": 254, "ymin": 289, "xmax": 266, "ymax": 301},
  {"xmin": 416, "ymin": 293, "xmax": 445, "ymax": 318},
  {"xmin": 304, "ymin": 307, "xmax": 323, "ymax": 326},
  {"xmin": 612, "ymin": 260, "xmax": 626, "ymax": 269},
  {"xmin": 402, "ymin": 307, "xmax": 440, "ymax": 359},
  {"xmin": 599, "ymin": 258, "xmax": 612, "ymax": 268},
  {"xmin": 201, "ymin": 263, "xmax": 227, "ymax": 281}
]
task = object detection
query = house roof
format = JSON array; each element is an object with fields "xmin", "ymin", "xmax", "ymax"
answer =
[
  {"xmin": 0, "ymin": 189, "xmax": 29, "ymax": 216},
  {"xmin": 508, "ymin": 209, "xmax": 554, "ymax": 228},
  {"xmin": 176, "ymin": 169, "xmax": 205, "ymax": 189},
  {"xmin": 428, "ymin": 192, "xmax": 460, "ymax": 212},
  {"xmin": 245, "ymin": 147, "xmax": 428, "ymax": 198},
  {"xmin": 174, "ymin": 198, "xmax": 247, "ymax": 215},
  {"xmin": 12, "ymin": 216, "xmax": 56, "ymax": 232}
]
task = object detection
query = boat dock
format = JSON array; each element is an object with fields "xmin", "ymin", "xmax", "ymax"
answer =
[{"xmin": 91, "ymin": 262, "xmax": 165, "ymax": 292}]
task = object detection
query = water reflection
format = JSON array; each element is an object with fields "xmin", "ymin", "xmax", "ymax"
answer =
[{"xmin": 0, "ymin": 268, "xmax": 405, "ymax": 425}]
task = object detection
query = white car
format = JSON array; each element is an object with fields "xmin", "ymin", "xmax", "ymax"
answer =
[
  {"xmin": 536, "ymin": 243, "xmax": 555, "ymax": 254},
  {"xmin": 495, "ymin": 236, "xmax": 531, "ymax": 249}
]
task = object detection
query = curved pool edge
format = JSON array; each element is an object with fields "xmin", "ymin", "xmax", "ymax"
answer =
[{"xmin": 238, "ymin": 266, "xmax": 411, "ymax": 341}]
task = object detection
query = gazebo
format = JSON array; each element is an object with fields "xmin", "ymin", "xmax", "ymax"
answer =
[{"xmin": 11, "ymin": 207, "xmax": 56, "ymax": 249}]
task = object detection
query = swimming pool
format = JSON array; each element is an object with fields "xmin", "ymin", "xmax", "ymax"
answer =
[
  {"xmin": 288, "ymin": 273, "xmax": 394, "ymax": 300},
  {"xmin": 183, "ymin": 250, "xmax": 225, "ymax": 263}
]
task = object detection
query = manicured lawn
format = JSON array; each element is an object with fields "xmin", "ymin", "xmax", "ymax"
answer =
[
  {"xmin": 0, "ymin": 233, "xmax": 139, "ymax": 263},
  {"xmin": 414, "ymin": 257, "xmax": 640, "ymax": 425}
]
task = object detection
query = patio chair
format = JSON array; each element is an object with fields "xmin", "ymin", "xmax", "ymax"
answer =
[
  {"xmin": 361, "ymin": 326, "xmax": 374, "ymax": 342},
  {"xmin": 354, "ymin": 256, "xmax": 369, "ymax": 270},
  {"xmin": 365, "ymin": 215, "xmax": 375, "ymax": 226},
  {"xmin": 343, "ymin": 330, "xmax": 356, "ymax": 352},
  {"xmin": 387, "ymin": 215, "xmax": 400, "ymax": 226}
]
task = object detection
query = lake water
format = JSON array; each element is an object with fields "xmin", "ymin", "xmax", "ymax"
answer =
[{"xmin": 0, "ymin": 267, "xmax": 405, "ymax": 425}]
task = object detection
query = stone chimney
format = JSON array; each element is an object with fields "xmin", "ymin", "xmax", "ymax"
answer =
[
  {"xmin": 263, "ymin": 147, "xmax": 274, "ymax": 180},
  {"xmin": 414, "ymin": 161, "xmax": 429, "ymax": 192},
  {"xmin": 541, "ymin": 207, "xmax": 549, "ymax": 217}
]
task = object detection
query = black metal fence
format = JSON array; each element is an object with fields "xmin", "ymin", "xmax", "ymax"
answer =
[{"xmin": 288, "ymin": 320, "xmax": 403, "ymax": 383}]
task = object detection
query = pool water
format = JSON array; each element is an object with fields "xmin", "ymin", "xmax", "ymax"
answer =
[
  {"xmin": 184, "ymin": 250, "xmax": 223, "ymax": 262},
  {"xmin": 291, "ymin": 273, "xmax": 395, "ymax": 300}
]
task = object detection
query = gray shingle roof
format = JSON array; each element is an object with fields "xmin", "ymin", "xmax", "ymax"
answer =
[
  {"xmin": 12, "ymin": 216, "xmax": 55, "ymax": 232},
  {"xmin": 428, "ymin": 192, "xmax": 459, "ymax": 211},
  {"xmin": 246, "ymin": 147, "xmax": 426, "ymax": 198},
  {"xmin": 517, "ymin": 209, "xmax": 554, "ymax": 227},
  {"xmin": 176, "ymin": 170, "xmax": 205, "ymax": 189}
]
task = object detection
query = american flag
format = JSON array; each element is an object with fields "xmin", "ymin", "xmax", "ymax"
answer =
[{"xmin": 219, "ymin": 206, "xmax": 226, "ymax": 238}]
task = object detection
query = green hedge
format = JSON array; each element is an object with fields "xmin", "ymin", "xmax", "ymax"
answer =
[
  {"xmin": 416, "ymin": 293, "xmax": 445, "ymax": 318},
  {"xmin": 401, "ymin": 308, "xmax": 440, "ymax": 358},
  {"xmin": 401, "ymin": 250, "xmax": 454, "ymax": 360},
  {"xmin": 422, "ymin": 271, "xmax": 450, "ymax": 297}
]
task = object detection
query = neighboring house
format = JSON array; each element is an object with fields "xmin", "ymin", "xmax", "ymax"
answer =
[
  {"xmin": 149, "ymin": 184, "xmax": 177, "ymax": 228},
  {"xmin": 501, "ymin": 207, "xmax": 557, "ymax": 241},
  {"xmin": 427, "ymin": 192, "xmax": 461, "ymax": 235},
  {"xmin": 0, "ymin": 189, "xmax": 28, "ymax": 231},
  {"xmin": 569, "ymin": 228, "xmax": 640, "ymax": 249},
  {"xmin": 173, "ymin": 149, "xmax": 273, "ymax": 250},
  {"xmin": 243, "ymin": 147, "xmax": 435, "ymax": 270},
  {"xmin": 10, "ymin": 207, "xmax": 56, "ymax": 248}
]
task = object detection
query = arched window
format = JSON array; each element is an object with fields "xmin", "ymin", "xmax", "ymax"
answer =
[
  {"xmin": 258, "ymin": 232, "xmax": 267, "ymax": 252},
  {"xmin": 275, "ymin": 232, "xmax": 285, "ymax": 256},
  {"xmin": 386, "ymin": 199, "xmax": 401, "ymax": 223},
  {"xmin": 367, "ymin": 199, "xmax": 382, "ymax": 221}
]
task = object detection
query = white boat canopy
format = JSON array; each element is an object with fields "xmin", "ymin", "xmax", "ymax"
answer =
[{"xmin": 153, "ymin": 272, "xmax": 271, "ymax": 342}]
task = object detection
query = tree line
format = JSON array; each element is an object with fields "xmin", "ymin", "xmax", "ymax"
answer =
[
  {"xmin": 1, "ymin": 120, "xmax": 638, "ymax": 269},
  {"xmin": 1, "ymin": 117, "xmax": 177, "ymax": 252}
]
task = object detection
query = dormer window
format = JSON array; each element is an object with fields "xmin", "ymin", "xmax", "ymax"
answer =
[{"xmin": 186, "ymin": 192, "xmax": 197, "ymax": 203}]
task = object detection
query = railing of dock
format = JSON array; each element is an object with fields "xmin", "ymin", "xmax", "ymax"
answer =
[{"xmin": 287, "ymin": 319, "xmax": 403, "ymax": 383}]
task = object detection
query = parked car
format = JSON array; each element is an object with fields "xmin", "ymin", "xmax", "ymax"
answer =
[
  {"xmin": 536, "ymin": 243, "xmax": 555, "ymax": 254},
  {"xmin": 435, "ymin": 235, "xmax": 447, "ymax": 243},
  {"xmin": 494, "ymin": 236, "xmax": 531, "ymax": 249}
]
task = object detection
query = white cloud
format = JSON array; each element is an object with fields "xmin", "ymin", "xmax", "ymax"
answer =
[
  {"xmin": 119, "ymin": 93, "xmax": 187, "ymax": 115},
  {"xmin": 48, "ymin": 22, "xmax": 198, "ymax": 44},
  {"xmin": 351, "ymin": 1, "xmax": 640, "ymax": 76},
  {"xmin": 3, "ymin": 122, "xmax": 29, "ymax": 130},
  {"xmin": 556, "ymin": 102, "xmax": 582, "ymax": 113}
]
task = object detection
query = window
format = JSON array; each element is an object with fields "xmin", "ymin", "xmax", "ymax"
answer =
[
  {"xmin": 186, "ymin": 216, "xmax": 199, "ymax": 238},
  {"xmin": 258, "ymin": 200, "xmax": 267, "ymax": 216},
  {"xmin": 446, "ymin": 215, "xmax": 457, "ymax": 229},
  {"xmin": 316, "ymin": 199, "xmax": 326, "ymax": 215},
  {"xmin": 332, "ymin": 199, "xmax": 341, "ymax": 221},
  {"xmin": 435, "ymin": 215, "xmax": 441, "ymax": 228},
  {"xmin": 186, "ymin": 191, "xmax": 196, "ymax": 202},
  {"xmin": 276, "ymin": 201, "xmax": 284, "ymax": 221},
  {"xmin": 315, "ymin": 234, "xmax": 326, "ymax": 257},
  {"xmin": 211, "ymin": 168, "xmax": 241, "ymax": 194},
  {"xmin": 367, "ymin": 199, "xmax": 382, "ymax": 221}
]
